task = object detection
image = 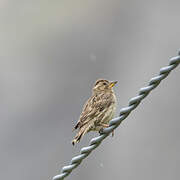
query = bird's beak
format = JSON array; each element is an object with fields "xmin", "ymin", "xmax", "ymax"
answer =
[{"xmin": 109, "ymin": 81, "xmax": 118, "ymax": 88}]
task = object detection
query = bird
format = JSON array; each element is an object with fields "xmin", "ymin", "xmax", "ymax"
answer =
[{"xmin": 72, "ymin": 79, "xmax": 117, "ymax": 145}]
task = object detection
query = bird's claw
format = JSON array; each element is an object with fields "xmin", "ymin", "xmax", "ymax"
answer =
[{"xmin": 99, "ymin": 128, "xmax": 104, "ymax": 135}]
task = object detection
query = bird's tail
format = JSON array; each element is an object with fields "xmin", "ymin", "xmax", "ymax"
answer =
[{"xmin": 72, "ymin": 126, "xmax": 89, "ymax": 145}]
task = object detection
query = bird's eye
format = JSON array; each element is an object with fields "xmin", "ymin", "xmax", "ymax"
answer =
[{"xmin": 103, "ymin": 83, "xmax": 107, "ymax": 85}]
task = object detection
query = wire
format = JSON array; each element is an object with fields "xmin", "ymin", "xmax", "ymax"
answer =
[{"xmin": 53, "ymin": 51, "xmax": 180, "ymax": 180}]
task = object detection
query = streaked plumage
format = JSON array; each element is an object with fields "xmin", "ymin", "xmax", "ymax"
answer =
[{"xmin": 72, "ymin": 79, "xmax": 117, "ymax": 145}]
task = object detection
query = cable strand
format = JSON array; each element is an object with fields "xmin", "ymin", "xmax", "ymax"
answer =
[{"xmin": 53, "ymin": 51, "xmax": 180, "ymax": 180}]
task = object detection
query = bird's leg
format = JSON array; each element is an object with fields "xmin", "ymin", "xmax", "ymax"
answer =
[
  {"xmin": 99, "ymin": 128, "xmax": 103, "ymax": 134},
  {"xmin": 99, "ymin": 123, "xmax": 114, "ymax": 137},
  {"xmin": 111, "ymin": 130, "xmax": 114, "ymax": 137},
  {"xmin": 98, "ymin": 123, "xmax": 108, "ymax": 135},
  {"xmin": 99, "ymin": 123, "xmax": 109, "ymax": 128}
]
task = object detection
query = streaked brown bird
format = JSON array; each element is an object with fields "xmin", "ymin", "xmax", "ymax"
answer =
[{"xmin": 72, "ymin": 79, "xmax": 117, "ymax": 145}]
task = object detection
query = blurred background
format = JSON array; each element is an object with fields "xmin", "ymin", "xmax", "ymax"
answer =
[{"xmin": 0, "ymin": 0, "xmax": 180, "ymax": 180}]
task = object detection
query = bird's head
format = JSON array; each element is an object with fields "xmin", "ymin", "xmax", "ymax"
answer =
[{"xmin": 93, "ymin": 79, "xmax": 117, "ymax": 93}]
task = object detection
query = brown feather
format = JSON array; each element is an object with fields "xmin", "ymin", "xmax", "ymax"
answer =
[{"xmin": 72, "ymin": 79, "xmax": 117, "ymax": 145}]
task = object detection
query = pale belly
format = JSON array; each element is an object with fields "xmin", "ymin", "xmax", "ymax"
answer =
[{"xmin": 91, "ymin": 103, "xmax": 116, "ymax": 132}]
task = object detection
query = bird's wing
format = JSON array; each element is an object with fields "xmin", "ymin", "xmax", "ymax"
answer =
[{"xmin": 74, "ymin": 93, "xmax": 113, "ymax": 129}]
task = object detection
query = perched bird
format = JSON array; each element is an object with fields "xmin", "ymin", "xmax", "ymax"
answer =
[{"xmin": 72, "ymin": 79, "xmax": 117, "ymax": 145}]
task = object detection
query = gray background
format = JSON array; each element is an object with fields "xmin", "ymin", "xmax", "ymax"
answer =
[{"xmin": 0, "ymin": 0, "xmax": 180, "ymax": 180}]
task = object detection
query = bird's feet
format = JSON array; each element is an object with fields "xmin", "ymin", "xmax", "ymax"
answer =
[
  {"xmin": 99, "ymin": 128, "xmax": 104, "ymax": 135},
  {"xmin": 98, "ymin": 123, "xmax": 114, "ymax": 137},
  {"xmin": 111, "ymin": 130, "xmax": 114, "ymax": 137}
]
